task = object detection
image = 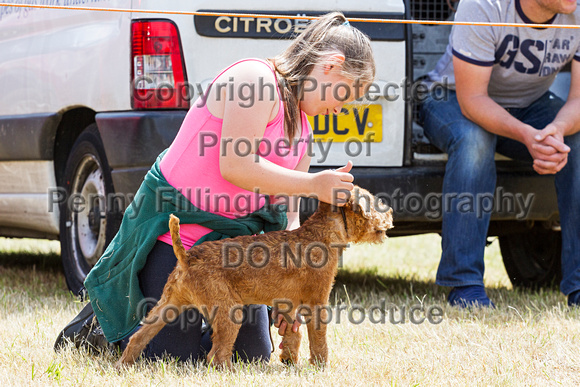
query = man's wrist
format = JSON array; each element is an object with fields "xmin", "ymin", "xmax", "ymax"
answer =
[
  {"xmin": 550, "ymin": 120, "xmax": 571, "ymax": 137},
  {"xmin": 509, "ymin": 121, "xmax": 535, "ymax": 144}
]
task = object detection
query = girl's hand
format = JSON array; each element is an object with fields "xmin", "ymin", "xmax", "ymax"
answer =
[
  {"xmin": 272, "ymin": 308, "xmax": 301, "ymax": 342},
  {"xmin": 311, "ymin": 161, "xmax": 354, "ymax": 205}
]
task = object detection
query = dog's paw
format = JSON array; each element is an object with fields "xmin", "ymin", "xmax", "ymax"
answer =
[
  {"xmin": 114, "ymin": 352, "xmax": 138, "ymax": 371},
  {"xmin": 308, "ymin": 356, "xmax": 327, "ymax": 368},
  {"xmin": 114, "ymin": 359, "xmax": 131, "ymax": 372},
  {"xmin": 279, "ymin": 351, "xmax": 298, "ymax": 366}
]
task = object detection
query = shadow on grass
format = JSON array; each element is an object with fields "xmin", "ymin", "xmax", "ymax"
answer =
[
  {"xmin": 332, "ymin": 267, "xmax": 444, "ymax": 305},
  {"xmin": 337, "ymin": 268, "xmax": 570, "ymax": 317},
  {"xmin": 331, "ymin": 267, "xmax": 557, "ymax": 309},
  {"xmin": 0, "ymin": 250, "xmax": 70, "ymax": 297},
  {"xmin": 0, "ymin": 250, "xmax": 63, "ymax": 272}
]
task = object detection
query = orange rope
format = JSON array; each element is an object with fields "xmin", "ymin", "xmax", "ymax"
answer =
[{"xmin": 0, "ymin": 2, "xmax": 579, "ymax": 30}]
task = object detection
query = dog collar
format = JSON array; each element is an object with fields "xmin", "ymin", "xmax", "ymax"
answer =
[{"xmin": 340, "ymin": 207, "xmax": 348, "ymax": 237}]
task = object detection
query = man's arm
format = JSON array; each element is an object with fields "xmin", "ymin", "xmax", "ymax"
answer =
[
  {"xmin": 454, "ymin": 55, "xmax": 537, "ymax": 141},
  {"xmin": 453, "ymin": 55, "xmax": 570, "ymax": 174},
  {"xmin": 528, "ymin": 60, "xmax": 580, "ymax": 173},
  {"xmin": 538, "ymin": 60, "xmax": 580, "ymax": 146},
  {"xmin": 549, "ymin": 60, "xmax": 580, "ymax": 137}
]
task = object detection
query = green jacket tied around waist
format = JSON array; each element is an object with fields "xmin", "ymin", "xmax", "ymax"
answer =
[{"xmin": 84, "ymin": 151, "xmax": 288, "ymax": 342}]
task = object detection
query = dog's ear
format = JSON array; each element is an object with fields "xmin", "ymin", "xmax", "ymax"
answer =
[
  {"xmin": 348, "ymin": 187, "xmax": 372, "ymax": 219},
  {"xmin": 351, "ymin": 201, "xmax": 372, "ymax": 219}
]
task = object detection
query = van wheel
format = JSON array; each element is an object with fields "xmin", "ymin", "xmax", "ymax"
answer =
[
  {"xmin": 59, "ymin": 124, "xmax": 120, "ymax": 295},
  {"xmin": 498, "ymin": 225, "xmax": 562, "ymax": 289}
]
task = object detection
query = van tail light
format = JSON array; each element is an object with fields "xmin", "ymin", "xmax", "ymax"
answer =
[{"xmin": 131, "ymin": 20, "xmax": 189, "ymax": 109}]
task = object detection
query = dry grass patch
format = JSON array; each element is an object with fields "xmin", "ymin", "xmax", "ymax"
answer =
[{"xmin": 1, "ymin": 236, "xmax": 579, "ymax": 386}]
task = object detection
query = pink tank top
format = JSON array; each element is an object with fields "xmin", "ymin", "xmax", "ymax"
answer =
[{"xmin": 158, "ymin": 58, "xmax": 311, "ymax": 249}]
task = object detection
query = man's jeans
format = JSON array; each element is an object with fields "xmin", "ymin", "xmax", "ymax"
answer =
[{"xmin": 420, "ymin": 90, "xmax": 580, "ymax": 295}]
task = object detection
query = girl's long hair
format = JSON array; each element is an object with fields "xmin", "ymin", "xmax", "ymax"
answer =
[{"xmin": 271, "ymin": 12, "xmax": 375, "ymax": 140}]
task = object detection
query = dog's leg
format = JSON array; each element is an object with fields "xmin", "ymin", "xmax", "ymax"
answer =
[
  {"xmin": 115, "ymin": 293, "xmax": 184, "ymax": 368},
  {"xmin": 206, "ymin": 303, "xmax": 242, "ymax": 369},
  {"xmin": 279, "ymin": 320, "xmax": 302, "ymax": 365},
  {"xmin": 306, "ymin": 304, "xmax": 329, "ymax": 366}
]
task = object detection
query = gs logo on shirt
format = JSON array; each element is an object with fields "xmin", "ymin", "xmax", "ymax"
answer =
[{"xmin": 495, "ymin": 34, "xmax": 574, "ymax": 76}]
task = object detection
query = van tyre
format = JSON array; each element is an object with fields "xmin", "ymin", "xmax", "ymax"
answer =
[
  {"xmin": 499, "ymin": 225, "xmax": 562, "ymax": 289},
  {"xmin": 59, "ymin": 124, "xmax": 121, "ymax": 295}
]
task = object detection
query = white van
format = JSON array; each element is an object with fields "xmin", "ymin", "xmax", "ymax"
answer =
[
  {"xmin": 0, "ymin": 0, "xmax": 407, "ymax": 293},
  {"xmin": 0, "ymin": 0, "xmax": 564, "ymax": 293}
]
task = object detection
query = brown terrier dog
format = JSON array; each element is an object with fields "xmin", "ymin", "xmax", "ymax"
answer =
[{"xmin": 116, "ymin": 186, "xmax": 393, "ymax": 368}]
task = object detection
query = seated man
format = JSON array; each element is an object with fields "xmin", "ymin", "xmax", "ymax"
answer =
[{"xmin": 420, "ymin": 0, "xmax": 580, "ymax": 307}]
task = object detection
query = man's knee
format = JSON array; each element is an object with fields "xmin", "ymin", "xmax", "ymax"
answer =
[
  {"xmin": 446, "ymin": 122, "xmax": 496, "ymax": 165},
  {"xmin": 566, "ymin": 130, "xmax": 580, "ymax": 152},
  {"xmin": 421, "ymin": 96, "xmax": 496, "ymax": 159}
]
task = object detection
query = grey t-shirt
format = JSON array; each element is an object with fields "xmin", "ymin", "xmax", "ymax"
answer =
[{"xmin": 428, "ymin": 0, "xmax": 580, "ymax": 108}]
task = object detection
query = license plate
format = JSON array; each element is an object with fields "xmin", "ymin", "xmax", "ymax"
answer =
[{"xmin": 307, "ymin": 104, "xmax": 382, "ymax": 142}]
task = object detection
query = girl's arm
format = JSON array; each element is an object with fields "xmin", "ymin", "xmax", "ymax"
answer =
[
  {"xmin": 213, "ymin": 60, "xmax": 353, "ymax": 205},
  {"xmin": 277, "ymin": 150, "xmax": 312, "ymax": 230}
]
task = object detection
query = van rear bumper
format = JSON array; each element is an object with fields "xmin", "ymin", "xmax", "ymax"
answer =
[
  {"xmin": 95, "ymin": 111, "xmax": 187, "ymax": 197},
  {"xmin": 309, "ymin": 163, "xmax": 559, "ymax": 227}
]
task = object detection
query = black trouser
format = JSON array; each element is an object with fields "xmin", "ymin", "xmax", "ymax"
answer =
[{"xmin": 119, "ymin": 240, "xmax": 272, "ymax": 363}]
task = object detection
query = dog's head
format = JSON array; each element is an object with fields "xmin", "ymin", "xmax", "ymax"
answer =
[
  {"xmin": 340, "ymin": 186, "xmax": 393, "ymax": 243},
  {"xmin": 316, "ymin": 185, "xmax": 393, "ymax": 243}
]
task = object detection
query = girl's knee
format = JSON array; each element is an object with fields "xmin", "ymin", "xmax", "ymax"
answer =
[
  {"xmin": 233, "ymin": 342, "xmax": 272, "ymax": 364},
  {"xmin": 228, "ymin": 304, "xmax": 272, "ymax": 363}
]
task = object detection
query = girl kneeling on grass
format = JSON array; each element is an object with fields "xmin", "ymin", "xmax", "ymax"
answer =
[{"xmin": 55, "ymin": 12, "xmax": 375, "ymax": 363}]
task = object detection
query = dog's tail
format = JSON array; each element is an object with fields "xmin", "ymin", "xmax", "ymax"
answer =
[{"xmin": 169, "ymin": 214, "xmax": 188, "ymax": 264}]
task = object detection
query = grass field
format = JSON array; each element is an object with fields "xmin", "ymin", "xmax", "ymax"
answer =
[{"xmin": 0, "ymin": 235, "xmax": 579, "ymax": 386}]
